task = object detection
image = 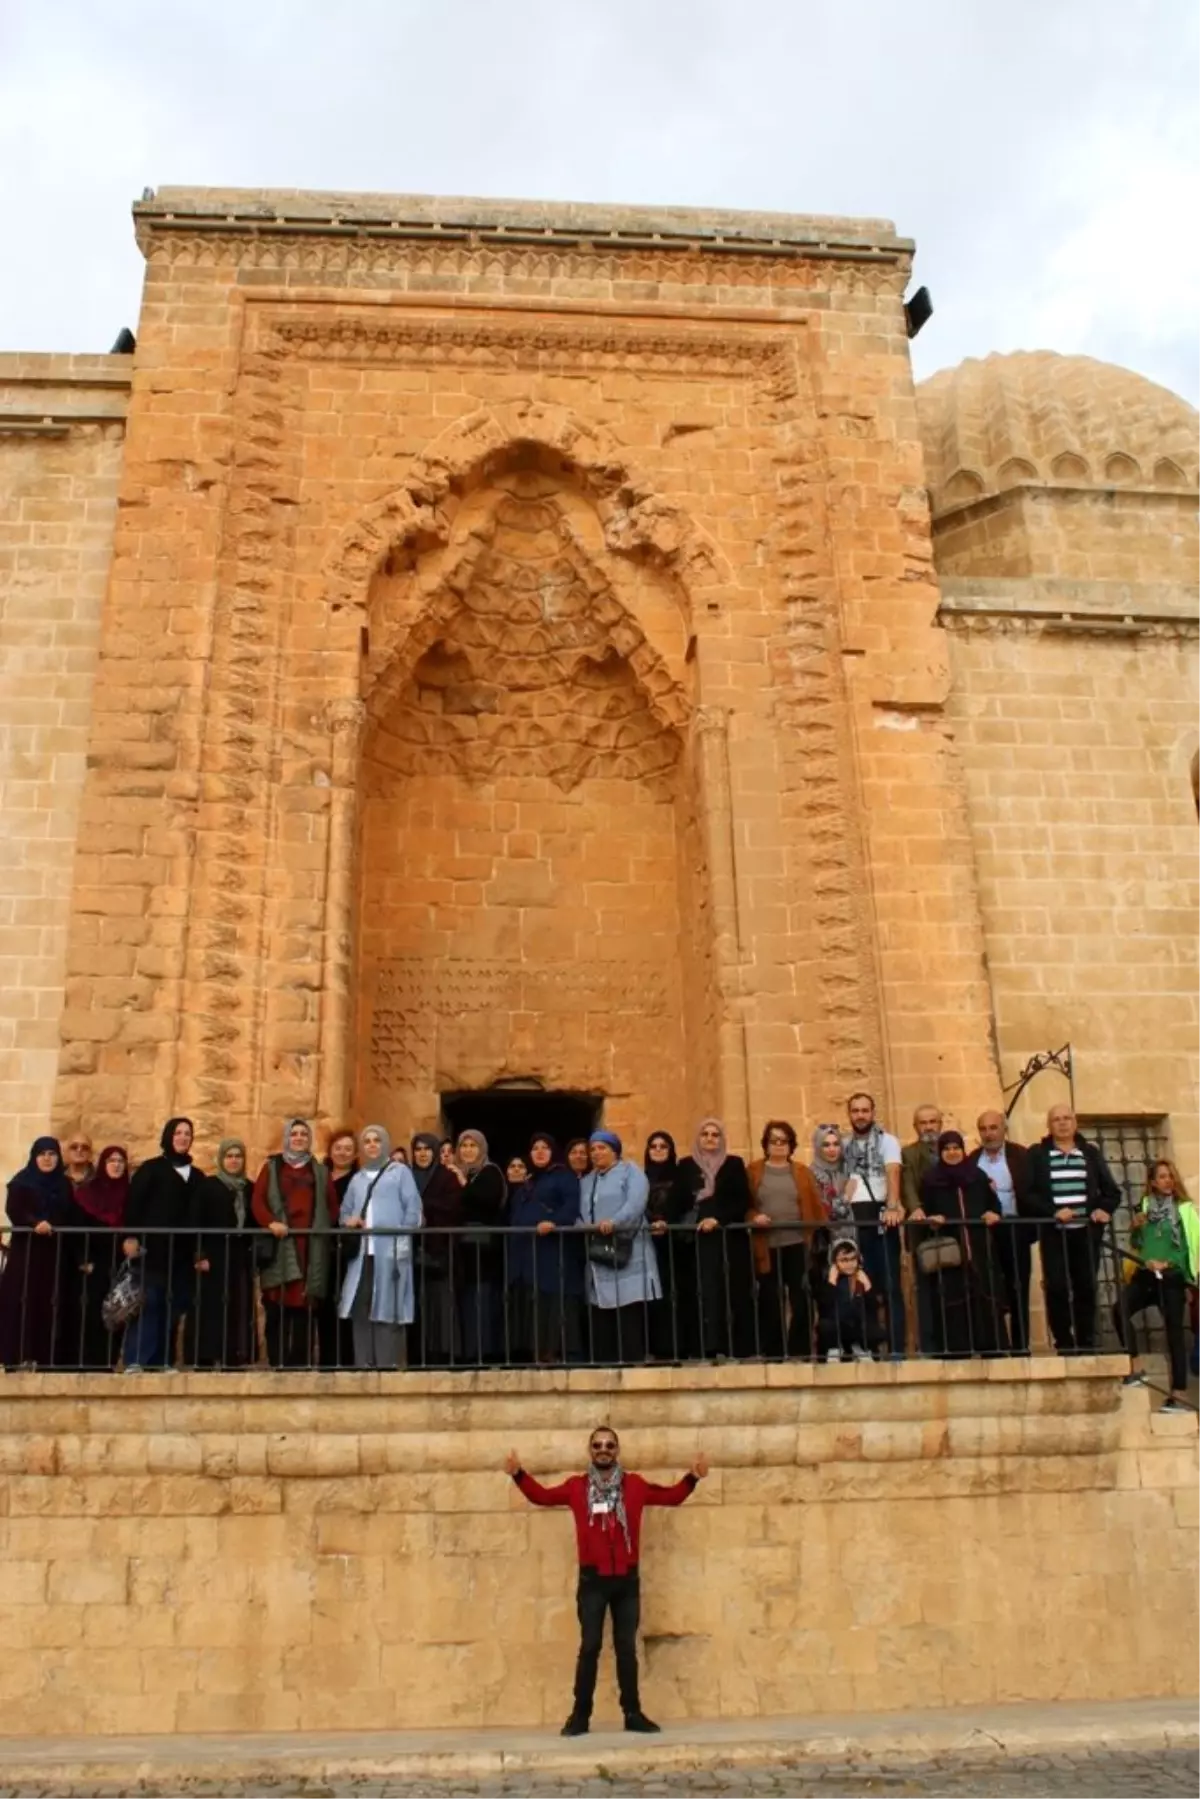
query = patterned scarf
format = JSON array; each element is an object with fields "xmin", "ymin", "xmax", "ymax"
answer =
[
  {"xmin": 1145, "ymin": 1189, "xmax": 1183, "ymax": 1250},
  {"xmin": 586, "ymin": 1460, "xmax": 631, "ymax": 1554},
  {"xmin": 692, "ymin": 1118, "xmax": 727, "ymax": 1203},
  {"xmin": 843, "ymin": 1123, "xmax": 888, "ymax": 1202},
  {"xmin": 809, "ymin": 1124, "xmax": 847, "ymax": 1212}
]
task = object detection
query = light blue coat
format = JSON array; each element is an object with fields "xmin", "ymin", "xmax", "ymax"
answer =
[
  {"xmin": 338, "ymin": 1162, "xmax": 422, "ymax": 1326},
  {"xmin": 579, "ymin": 1160, "xmax": 661, "ymax": 1309}
]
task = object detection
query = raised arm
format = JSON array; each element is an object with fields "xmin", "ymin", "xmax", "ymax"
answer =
[
  {"xmin": 634, "ymin": 1453, "xmax": 709, "ymax": 1505},
  {"xmin": 504, "ymin": 1450, "xmax": 577, "ymax": 1506}
]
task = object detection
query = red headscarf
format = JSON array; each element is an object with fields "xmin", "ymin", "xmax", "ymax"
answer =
[{"xmin": 73, "ymin": 1144, "xmax": 130, "ymax": 1227}]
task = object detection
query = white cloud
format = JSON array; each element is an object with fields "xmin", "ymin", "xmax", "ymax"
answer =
[{"xmin": 0, "ymin": 0, "xmax": 1195, "ymax": 401}]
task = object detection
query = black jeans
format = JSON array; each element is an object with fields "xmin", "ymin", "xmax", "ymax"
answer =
[
  {"xmin": 858, "ymin": 1228, "xmax": 906, "ymax": 1355},
  {"xmin": 1040, "ymin": 1225, "xmax": 1101, "ymax": 1351},
  {"xmin": 995, "ymin": 1225, "xmax": 1033, "ymax": 1353},
  {"xmin": 1114, "ymin": 1267, "xmax": 1190, "ymax": 1393},
  {"xmin": 573, "ymin": 1569, "xmax": 641, "ymax": 1721}
]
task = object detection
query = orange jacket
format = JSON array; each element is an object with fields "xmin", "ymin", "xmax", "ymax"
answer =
[{"xmin": 745, "ymin": 1159, "xmax": 826, "ymax": 1276}]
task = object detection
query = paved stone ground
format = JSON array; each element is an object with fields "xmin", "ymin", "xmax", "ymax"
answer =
[{"xmin": 2, "ymin": 1747, "xmax": 1196, "ymax": 1797}]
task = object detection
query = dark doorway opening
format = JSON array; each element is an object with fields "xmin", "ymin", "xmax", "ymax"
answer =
[{"xmin": 440, "ymin": 1086, "xmax": 603, "ymax": 1174}]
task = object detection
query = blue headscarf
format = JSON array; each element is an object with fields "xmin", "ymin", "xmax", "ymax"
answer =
[{"xmin": 590, "ymin": 1129, "xmax": 622, "ymax": 1157}]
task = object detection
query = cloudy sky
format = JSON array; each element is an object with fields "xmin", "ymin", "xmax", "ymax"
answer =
[{"xmin": 1, "ymin": 0, "xmax": 1196, "ymax": 402}]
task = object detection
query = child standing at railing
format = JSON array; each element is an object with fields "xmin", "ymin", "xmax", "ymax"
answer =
[{"xmin": 817, "ymin": 1237, "xmax": 885, "ymax": 1363}]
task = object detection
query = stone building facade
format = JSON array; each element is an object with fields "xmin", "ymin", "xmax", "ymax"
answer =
[{"xmin": 0, "ymin": 189, "xmax": 1195, "ymax": 1177}]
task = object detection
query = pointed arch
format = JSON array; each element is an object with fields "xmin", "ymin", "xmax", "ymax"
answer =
[{"xmin": 323, "ymin": 401, "xmax": 736, "ymax": 646}]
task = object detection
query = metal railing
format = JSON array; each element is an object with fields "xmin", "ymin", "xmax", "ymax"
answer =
[{"xmin": 0, "ymin": 1218, "xmax": 1193, "ymax": 1393}]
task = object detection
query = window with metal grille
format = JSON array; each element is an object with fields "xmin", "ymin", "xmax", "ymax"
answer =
[
  {"xmin": 1079, "ymin": 1115, "xmax": 1170, "ymax": 1212},
  {"xmin": 1079, "ymin": 1114, "xmax": 1170, "ymax": 1352}
]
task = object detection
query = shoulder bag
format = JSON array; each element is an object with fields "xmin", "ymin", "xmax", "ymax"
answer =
[
  {"xmin": 915, "ymin": 1233, "xmax": 962, "ymax": 1275},
  {"xmin": 585, "ymin": 1169, "xmax": 634, "ymax": 1269},
  {"xmin": 916, "ymin": 1181, "xmax": 964, "ymax": 1274}
]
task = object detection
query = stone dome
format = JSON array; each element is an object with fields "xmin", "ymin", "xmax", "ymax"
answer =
[{"xmin": 915, "ymin": 351, "xmax": 1198, "ymax": 515}]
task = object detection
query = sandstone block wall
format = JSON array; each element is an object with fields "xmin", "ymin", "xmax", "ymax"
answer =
[
  {"xmin": 0, "ymin": 1363, "xmax": 1193, "ymax": 1734},
  {"xmin": 915, "ymin": 350, "xmax": 1198, "ymax": 1160},
  {"xmin": 0, "ymin": 357, "xmax": 129, "ymax": 1180},
  {"xmin": 942, "ymin": 579, "xmax": 1199, "ymax": 1176},
  {"xmin": 43, "ymin": 188, "xmax": 1001, "ymax": 1169}
]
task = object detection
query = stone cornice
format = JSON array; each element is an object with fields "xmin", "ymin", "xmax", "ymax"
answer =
[
  {"xmin": 938, "ymin": 582, "xmax": 1198, "ymax": 639},
  {"xmin": 135, "ymin": 186, "xmax": 911, "ymax": 264},
  {"xmin": 930, "ymin": 481, "xmax": 1198, "ymax": 527}
]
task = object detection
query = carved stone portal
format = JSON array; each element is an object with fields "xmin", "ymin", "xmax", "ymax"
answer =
[{"xmin": 352, "ymin": 465, "xmax": 708, "ymax": 1143}]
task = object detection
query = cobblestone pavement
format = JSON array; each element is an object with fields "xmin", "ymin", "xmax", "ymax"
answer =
[{"xmin": 2, "ymin": 1747, "xmax": 1196, "ymax": 1797}]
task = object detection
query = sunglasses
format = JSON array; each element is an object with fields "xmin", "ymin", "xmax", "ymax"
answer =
[{"xmin": 590, "ymin": 1439, "xmax": 618, "ymax": 1451}]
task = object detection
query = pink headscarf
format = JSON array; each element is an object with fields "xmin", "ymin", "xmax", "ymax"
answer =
[{"xmin": 692, "ymin": 1117, "xmax": 728, "ymax": 1203}]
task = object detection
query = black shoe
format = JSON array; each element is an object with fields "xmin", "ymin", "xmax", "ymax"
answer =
[
  {"xmin": 624, "ymin": 1712, "xmax": 661, "ymax": 1733},
  {"xmin": 560, "ymin": 1714, "xmax": 589, "ymax": 1736}
]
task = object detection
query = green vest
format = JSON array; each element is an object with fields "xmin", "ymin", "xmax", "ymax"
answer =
[
  {"xmin": 260, "ymin": 1156, "xmax": 331, "ymax": 1301},
  {"xmin": 1136, "ymin": 1195, "xmax": 1199, "ymax": 1283}
]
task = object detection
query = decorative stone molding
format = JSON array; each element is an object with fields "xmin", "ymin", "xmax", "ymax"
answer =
[
  {"xmin": 940, "ymin": 608, "xmax": 1198, "ymax": 641},
  {"xmin": 363, "ymin": 486, "xmax": 686, "ymax": 793},
  {"xmin": 261, "ymin": 309, "xmax": 798, "ymax": 403},
  {"xmin": 143, "ymin": 230, "xmax": 911, "ymax": 302}
]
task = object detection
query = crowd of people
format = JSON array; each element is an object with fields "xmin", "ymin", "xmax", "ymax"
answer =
[{"xmin": 0, "ymin": 1095, "xmax": 1195, "ymax": 1408}]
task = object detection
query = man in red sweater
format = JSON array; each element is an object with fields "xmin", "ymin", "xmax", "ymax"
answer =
[{"xmin": 506, "ymin": 1427, "xmax": 707, "ymax": 1736}]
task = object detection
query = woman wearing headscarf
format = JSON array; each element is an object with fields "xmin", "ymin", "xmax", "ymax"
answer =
[
  {"xmin": 747, "ymin": 1120, "xmax": 826, "ymax": 1358},
  {"xmin": 251, "ymin": 1117, "xmax": 332, "ymax": 1368},
  {"xmin": 507, "ymin": 1134, "xmax": 582, "ymax": 1364},
  {"xmin": 410, "ymin": 1130, "xmax": 463, "ymax": 1366},
  {"xmin": 317, "ymin": 1127, "xmax": 358, "ymax": 1370},
  {"xmin": 338, "ymin": 1125, "xmax": 422, "ymax": 1370},
  {"xmin": 450, "ymin": 1128, "xmax": 507, "ymax": 1364},
  {"xmin": 0, "ymin": 1137, "xmax": 71, "ymax": 1368},
  {"xmin": 671, "ymin": 1119, "xmax": 756, "ymax": 1360},
  {"xmin": 122, "ymin": 1117, "xmax": 199, "ymax": 1371},
  {"xmin": 565, "ymin": 1139, "xmax": 592, "ymax": 1179},
  {"xmin": 580, "ymin": 1129, "xmax": 658, "ymax": 1365},
  {"xmin": 806, "ymin": 1123, "xmax": 858, "ymax": 1322},
  {"xmin": 55, "ymin": 1144, "xmax": 130, "ymax": 1370},
  {"xmin": 644, "ymin": 1131, "xmax": 682, "ymax": 1359},
  {"xmin": 917, "ymin": 1131, "xmax": 1008, "ymax": 1357},
  {"xmin": 187, "ymin": 1139, "xmax": 257, "ymax": 1369},
  {"xmin": 810, "ymin": 1124, "xmax": 856, "ymax": 1235}
]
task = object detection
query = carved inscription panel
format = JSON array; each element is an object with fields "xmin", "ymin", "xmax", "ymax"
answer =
[{"xmin": 367, "ymin": 953, "xmax": 671, "ymax": 1093}]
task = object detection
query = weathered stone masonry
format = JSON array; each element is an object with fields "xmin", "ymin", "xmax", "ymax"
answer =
[
  {"xmin": 35, "ymin": 191, "xmax": 1003, "ymax": 1164},
  {"xmin": 0, "ymin": 194, "xmax": 1195, "ymax": 1176}
]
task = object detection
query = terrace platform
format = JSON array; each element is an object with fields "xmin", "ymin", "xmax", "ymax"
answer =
[{"xmin": 0, "ymin": 1358, "xmax": 1194, "ymax": 1736}]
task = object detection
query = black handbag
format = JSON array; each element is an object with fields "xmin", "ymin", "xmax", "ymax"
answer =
[
  {"xmin": 585, "ymin": 1172, "xmax": 634, "ymax": 1269},
  {"xmin": 254, "ymin": 1231, "xmax": 280, "ymax": 1271}
]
